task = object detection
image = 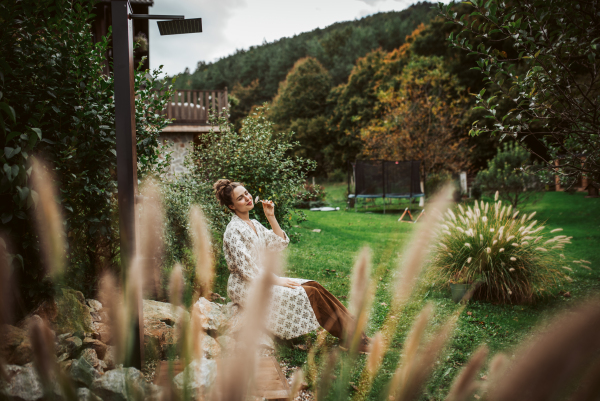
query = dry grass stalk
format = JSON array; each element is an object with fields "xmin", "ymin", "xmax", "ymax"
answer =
[
  {"xmin": 316, "ymin": 348, "xmax": 340, "ymax": 401},
  {"xmin": 124, "ymin": 256, "xmax": 145, "ymax": 366},
  {"xmin": 288, "ymin": 369, "xmax": 305, "ymax": 401},
  {"xmin": 569, "ymin": 354, "xmax": 600, "ymax": 401},
  {"xmin": 388, "ymin": 307, "xmax": 461, "ymax": 401},
  {"xmin": 137, "ymin": 179, "xmax": 164, "ymax": 299},
  {"xmin": 212, "ymin": 251, "xmax": 279, "ymax": 401},
  {"xmin": 486, "ymin": 352, "xmax": 508, "ymax": 383},
  {"xmin": 306, "ymin": 329, "xmax": 329, "ymax": 394},
  {"xmin": 29, "ymin": 318, "xmax": 57, "ymax": 389},
  {"xmin": 169, "ymin": 263, "xmax": 184, "ymax": 308},
  {"xmin": 190, "ymin": 305, "xmax": 207, "ymax": 362},
  {"xmin": 366, "ymin": 331, "xmax": 384, "ymax": 374},
  {"xmin": 347, "ymin": 247, "xmax": 373, "ymax": 351},
  {"xmin": 387, "ymin": 304, "xmax": 433, "ymax": 396},
  {"xmin": 98, "ymin": 272, "xmax": 127, "ymax": 366},
  {"xmin": 392, "ymin": 186, "xmax": 453, "ymax": 311},
  {"xmin": 487, "ymin": 299, "xmax": 600, "ymax": 401},
  {"xmin": 190, "ymin": 205, "xmax": 214, "ymax": 298},
  {"xmin": 0, "ymin": 237, "xmax": 12, "ymax": 328},
  {"xmin": 29, "ymin": 318, "xmax": 78, "ymax": 401},
  {"xmin": 445, "ymin": 345, "xmax": 488, "ymax": 401},
  {"xmin": 353, "ymin": 187, "xmax": 453, "ymax": 401},
  {"xmin": 31, "ymin": 159, "xmax": 65, "ymax": 278}
]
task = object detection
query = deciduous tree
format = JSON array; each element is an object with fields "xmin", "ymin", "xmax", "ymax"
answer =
[{"xmin": 360, "ymin": 56, "xmax": 471, "ymax": 180}]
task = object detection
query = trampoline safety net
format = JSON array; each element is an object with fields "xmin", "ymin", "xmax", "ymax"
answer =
[{"xmin": 349, "ymin": 160, "xmax": 424, "ymax": 199}]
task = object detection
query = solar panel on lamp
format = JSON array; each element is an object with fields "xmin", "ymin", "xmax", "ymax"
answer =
[{"xmin": 157, "ymin": 18, "xmax": 202, "ymax": 35}]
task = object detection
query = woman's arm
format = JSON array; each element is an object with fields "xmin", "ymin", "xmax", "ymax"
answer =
[{"xmin": 262, "ymin": 200, "xmax": 285, "ymax": 240}]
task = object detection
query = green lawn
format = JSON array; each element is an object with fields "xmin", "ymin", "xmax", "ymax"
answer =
[{"xmin": 277, "ymin": 188, "xmax": 600, "ymax": 400}]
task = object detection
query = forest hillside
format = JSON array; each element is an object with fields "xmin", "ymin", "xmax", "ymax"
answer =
[{"xmin": 172, "ymin": 2, "xmax": 505, "ymax": 177}]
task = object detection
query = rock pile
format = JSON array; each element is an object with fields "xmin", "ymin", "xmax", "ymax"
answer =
[{"xmin": 0, "ymin": 288, "xmax": 241, "ymax": 400}]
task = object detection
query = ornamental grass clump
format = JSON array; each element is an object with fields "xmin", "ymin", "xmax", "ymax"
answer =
[{"xmin": 430, "ymin": 191, "xmax": 572, "ymax": 303}]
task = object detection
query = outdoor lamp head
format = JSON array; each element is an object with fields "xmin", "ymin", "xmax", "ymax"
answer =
[
  {"xmin": 157, "ymin": 18, "xmax": 203, "ymax": 36},
  {"xmin": 128, "ymin": 13, "xmax": 202, "ymax": 36}
]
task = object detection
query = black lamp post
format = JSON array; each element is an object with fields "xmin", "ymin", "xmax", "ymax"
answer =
[{"xmin": 111, "ymin": 0, "xmax": 202, "ymax": 369}]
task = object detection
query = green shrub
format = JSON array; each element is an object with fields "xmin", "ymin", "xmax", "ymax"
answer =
[
  {"xmin": 0, "ymin": 0, "xmax": 174, "ymax": 302},
  {"xmin": 428, "ymin": 192, "xmax": 572, "ymax": 303},
  {"xmin": 187, "ymin": 106, "xmax": 315, "ymax": 242},
  {"xmin": 161, "ymin": 176, "xmax": 228, "ymax": 268},
  {"xmin": 160, "ymin": 106, "xmax": 315, "ymax": 291},
  {"xmin": 476, "ymin": 143, "xmax": 544, "ymax": 208}
]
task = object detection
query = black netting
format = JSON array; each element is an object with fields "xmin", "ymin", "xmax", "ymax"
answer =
[
  {"xmin": 350, "ymin": 160, "xmax": 423, "ymax": 198},
  {"xmin": 353, "ymin": 160, "xmax": 384, "ymax": 197}
]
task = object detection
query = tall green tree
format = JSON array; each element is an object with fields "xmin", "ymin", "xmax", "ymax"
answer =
[
  {"xmin": 271, "ymin": 57, "xmax": 332, "ymax": 124},
  {"xmin": 269, "ymin": 57, "xmax": 332, "ymax": 174},
  {"xmin": 440, "ymin": 0, "xmax": 600, "ymax": 188},
  {"xmin": 476, "ymin": 142, "xmax": 544, "ymax": 207}
]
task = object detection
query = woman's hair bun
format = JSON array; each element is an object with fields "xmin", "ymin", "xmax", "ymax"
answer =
[
  {"xmin": 213, "ymin": 179, "xmax": 242, "ymax": 209},
  {"xmin": 213, "ymin": 178, "xmax": 231, "ymax": 193}
]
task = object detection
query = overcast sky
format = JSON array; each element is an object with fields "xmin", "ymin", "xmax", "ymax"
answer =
[{"xmin": 149, "ymin": 0, "xmax": 448, "ymax": 76}]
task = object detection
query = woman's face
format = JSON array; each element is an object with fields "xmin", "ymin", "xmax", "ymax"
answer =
[{"xmin": 229, "ymin": 186, "xmax": 254, "ymax": 212}]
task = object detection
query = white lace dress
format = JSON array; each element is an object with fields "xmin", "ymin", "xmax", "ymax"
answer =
[{"xmin": 223, "ymin": 214, "xmax": 320, "ymax": 340}]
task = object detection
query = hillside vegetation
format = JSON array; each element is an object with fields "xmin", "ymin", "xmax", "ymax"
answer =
[{"xmin": 174, "ymin": 2, "xmax": 507, "ymax": 177}]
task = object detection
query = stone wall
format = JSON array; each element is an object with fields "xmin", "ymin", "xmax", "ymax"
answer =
[{"xmin": 158, "ymin": 132, "xmax": 194, "ymax": 179}]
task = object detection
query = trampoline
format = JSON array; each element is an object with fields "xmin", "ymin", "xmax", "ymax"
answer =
[{"xmin": 348, "ymin": 160, "xmax": 424, "ymax": 212}]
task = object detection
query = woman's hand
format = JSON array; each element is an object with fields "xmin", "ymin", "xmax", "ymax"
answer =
[
  {"xmin": 276, "ymin": 277, "xmax": 301, "ymax": 289},
  {"xmin": 262, "ymin": 200, "xmax": 275, "ymax": 218}
]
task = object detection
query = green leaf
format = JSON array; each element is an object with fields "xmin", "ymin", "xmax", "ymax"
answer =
[
  {"xmin": 1, "ymin": 213, "xmax": 12, "ymax": 224},
  {"xmin": 5, "ymin": 131, "xmax": 21, "ymax": 144},
  {"xmin": 17, "ymin": 186, "xmax": 30, "ymax": 202},
  {"xmin": 4, "ymin": 146, "xmax": 21, "ymax": 159},
  {"xmin": 30, "ymin": 128, "xmax": 42, "ymax": 140},
  {"xmin": 0, "ymin": 103, "xmax": 16, "ymax": 123}
]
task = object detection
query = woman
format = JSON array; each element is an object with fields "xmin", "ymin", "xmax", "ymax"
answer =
[{"xmin": 214, "ymin": 179, "xmax": 369, "ymax": 350}]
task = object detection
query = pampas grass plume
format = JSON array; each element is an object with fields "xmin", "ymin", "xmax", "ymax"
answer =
[
  {"xmin": 190, "ymin": 205, "xmax": 214, "ymax": 298},
  {"xmin": 289, "ymin": 369, "xmax": 305, "ymax": 401},
  {"xmin": 446, "ymin": 345, "xmax": 488, "ymax": 401},
  {"xmin": 169, "ymin": 263, "xmax": 184, "ymax": 308},
  {"xmin": 366, "ymin": 331, "xmax": 384, "ymax": 374},
  {"xmin": 31, "ymin": 159, "xmax": 65, "ymax": 278}
]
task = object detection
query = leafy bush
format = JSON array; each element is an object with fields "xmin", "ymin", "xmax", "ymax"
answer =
[
  {"xmin": 476, "ymin": 142, "xmax": 544, "ymax": 207},
  {"xmin": 0, "ymin": 0, "xmax": 173, "ymax": 302},
  {"xmin": 428, "ymin": 193, "xmax": 572, "ymax": 303},
  {"xmin": 293, "ymin": 182, "xmax": 326, "ymax": 209},
  {"xmin": 161, "ymin": 106, "xmax": 315, "ymax": 279},
  {"xmin": 160, "ymin": 176, "xmax": 229, "ymax": 280},
  {"xmin": 439, "ymin": 0, "xmax": 600, "ymax": 187}
]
